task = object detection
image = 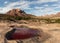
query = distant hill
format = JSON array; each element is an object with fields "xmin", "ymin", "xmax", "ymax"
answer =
[
  {"xmin": 37, "ymin": 12, "xmax": 60, "ymax": 19},
  {"xmin": 0, "ymin": 9, "xmax": 36, "ymax": 22},
  {"xmin": 7, "ymin": 9, "xmax": 26, "ymax": 16},
  {"xmin": 0, "ymin": 9, "xmax": 60, "ymax": 23},
  {"xmin": 6, "ymin": 9, "xmax": 35, "ymax": 17}
]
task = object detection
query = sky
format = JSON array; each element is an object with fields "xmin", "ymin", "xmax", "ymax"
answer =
[{"xmin": 0, "ymin": 0, "xmax": 60, "ymax": 16}]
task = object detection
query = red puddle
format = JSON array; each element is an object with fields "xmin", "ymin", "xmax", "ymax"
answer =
[
  {"xmin": 5, "ymin": 28, "xmax": 40, "ymax": 40},
  {"xmin": 11, "ymin": 33, "xmax": 34, "ymax": 40}
]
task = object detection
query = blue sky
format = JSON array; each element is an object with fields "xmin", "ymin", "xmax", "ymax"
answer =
[{"xmin": 0, "ymin": 0, "xmax": 60, "ymax": 16}]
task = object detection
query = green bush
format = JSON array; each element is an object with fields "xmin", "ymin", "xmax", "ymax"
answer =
[{"xmin": 55, "ymin": 19, "xmax": 60, "ymax": 23}]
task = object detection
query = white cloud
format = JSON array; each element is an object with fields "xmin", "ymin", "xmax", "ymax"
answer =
[
  {"xmin": 30, "ymin": 0, "xmax": 58, "ymax": 4},
  {"xmin": 5, "ymin": 1, "xmax": 31, "ymax": 9},
  {"xmin": 43, "ymin": 8, "xmax": 53, "ymax": 12},
  {"xmin": 4, "ymin": 1, "xmax": 8, "ymax": 4},
  {"xmin": 0, "ymin": 0, "xmax": 60, "ymax": 16},
  {"xmin": 34, "ymin": 7, "xmax": 43, "ymax": 9},
  {"xmin": 44, "ymin": 4, "xmax": 49, "ymax": 7},
  {"xmin": 38, "ymin": 0, "xmax": 58, "ymax": 3},
  {"xmin": 30, "ymin": 5, "xmax": 60, "ymax": 16},
  {"xmin": 0, "ymin": 7, "xmax": 12, "ymax": 13},
  {"xmin": 0, "ymin": 1, "xmax": 31, "ymax": 13}
]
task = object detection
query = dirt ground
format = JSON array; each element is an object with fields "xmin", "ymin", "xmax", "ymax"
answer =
[{"xmin": 0, "ymin": 22, "xmax": 60, "ymax": 43}]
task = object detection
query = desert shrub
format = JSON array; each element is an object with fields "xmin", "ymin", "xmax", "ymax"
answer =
[
  {"xmin": 14, "ymin": 16, "xmax": 22, "ymax": 20},
  {"xmin": 40, "ymin": 19, "xmax": 51, "ymax": 24},
  {"xmin": 14, "ymin": 16, "xmax": 32, "ymax": 20},
  {"xmin": 44, "ymin": 19, "xmax": 60, "ymax": 23},
  {"xmin": 19, "ymin": 25, "xmax": 29, "ymax": 28},
  {"xmin": 55, "ymin": 19, "xmax": 60, "ymax": 23}
]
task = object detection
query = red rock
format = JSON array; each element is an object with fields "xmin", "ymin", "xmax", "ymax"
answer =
[{"xmin": 7, "ymin": 9, "xmax": 26, "ymax": 16}]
